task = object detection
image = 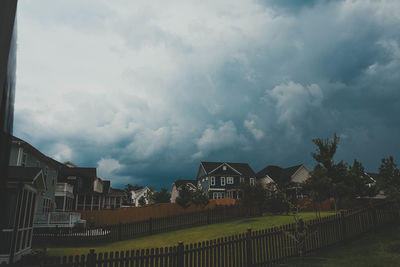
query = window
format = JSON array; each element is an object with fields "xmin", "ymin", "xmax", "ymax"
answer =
[
  {"xmin": 222, "ymin": 166, "xmax": 227, "ymax": 171},
  {"xmin": 221, "ymin": 177, "xmax": 226, "ymax": 186},
  {"xmin": 21, "ymin": 152, "xmax": 27, "ymax": 167},
  {"xmin": 240, "ymin": 177, "xmax": 244, "ymax": 183},
  {"xmin": 250, "ymin": 178, "xmax": 255, "ymax": 186},
  {"xmin": 227, "ymin": 177, "xmax": 234, "ymax": 184},
  {"xmin": 213, "ymin": 192, "xmax": 224, "ymax": 199},
  {"xmin": 211, "ymin": 176, "xmax": 215, "ymax": 185}
]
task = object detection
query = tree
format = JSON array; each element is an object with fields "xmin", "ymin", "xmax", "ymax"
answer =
[
  {"xmin": 303, "ymin": 166, "xmax": 332, "ymax": 216},
  {"xmin": 239, "ymin": 182, "xmax": 267, "ymax": 216},
  {"xmin": 191, "ymin": 188, "xmax": 209, "ymax": 207},
  {"xmin": 378, "ymin": 156, "xmax": 400, "ymax": 202},
  {"xmin": 176, "ymin": 184, "xmax": 193, "ymax": 209},
  {"xmin": 138, "ymin": 196, "xmax": 147, "ymax": 207},
  {"xmin": 150, "ymin": 187, "xmax": 171, "ymax": 204}
]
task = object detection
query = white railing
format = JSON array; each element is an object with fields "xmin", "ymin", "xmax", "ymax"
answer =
[{"xmin": 33, "ymin": 212, "xmax": 81, "ymax": 228}]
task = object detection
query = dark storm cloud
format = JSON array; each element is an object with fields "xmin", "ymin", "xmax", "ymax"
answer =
[{"xmin": 14, "ymin": 0, "xmax": 400, "ymax": 189}]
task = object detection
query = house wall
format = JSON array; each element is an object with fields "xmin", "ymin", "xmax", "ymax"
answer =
[
  {"xmin": 291, "ymin": 165, "xmax": 310, "ymax": 183},
  {"xmin": 170, "ymin": 185, "xmax": 178, "ymax": 203},
  {"xmin": 9, "ymin": 144, "xmax": 58, "ymax": 216}
]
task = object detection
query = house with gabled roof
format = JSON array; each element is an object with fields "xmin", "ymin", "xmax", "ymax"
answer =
[
  {"xmin": 256, "ymin": 164, "xmax": 311, "ymax": 196},
  {"xmin": 170, "ymin": 180, "xmax": 197, "ymax": 203},
  {"xmin": 196, "ymin": 161, "xmax": 256, "ymax": 199}
]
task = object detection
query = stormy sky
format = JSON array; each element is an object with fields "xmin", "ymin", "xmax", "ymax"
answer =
[{"xmin": 14, "ymin": 0, "xmax": 400, "ymax": 189}]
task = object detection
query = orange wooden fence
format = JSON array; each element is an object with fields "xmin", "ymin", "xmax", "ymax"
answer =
[{"xmin": 79, "ymin": 199, "xmax": 238, "ymax": 226}]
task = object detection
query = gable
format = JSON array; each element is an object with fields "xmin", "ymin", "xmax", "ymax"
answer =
[
  {"xmin": 291, "ymin": 165, "xmax": 310, "ymax": 183},
  {"xmin": 209, "ymin": 163, "xmax": 241, "ymax": 176},
  {"xmin": 196, "ymin": 164, "xmax": 207, "ymax": 179}
]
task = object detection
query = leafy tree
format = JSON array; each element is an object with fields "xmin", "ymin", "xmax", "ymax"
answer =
[
  {"xmin": 191, "ymin": 188, "xmax": 209, "ymax": 207},
  {"xmin": 176, "ymin": 184, "xmax": 193, "ymax": 209},
  {"xmin": 306, "ymin": 133, "xmax": 371, "ymax": 212},
  {"xmin": 378, "ymin": 156, "xmax": 400, "ymax": 202},
  {"xmin": 239, "ymin": 182, "xmax": 267, "ymax": 215},
  {"xmin": 303, "ymin": 166, "xmax": 332, "ymax": 216},
  {"xmin": 150, "ymin": 187, "xmax": 171, "ymax": 204},
  {"xmin": 138, "ymin": 196, "xmax": 147, "ymax": 207}
]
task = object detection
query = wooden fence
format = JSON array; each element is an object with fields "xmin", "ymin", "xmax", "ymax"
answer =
[
  {"xmin": 80, "ymin": 200, "xmax": 238, "ymax": 226},
  {"xmin": 19, "ymin": 201, "xmax": 398, "ymax": 267},
  {"xmin": 33, "ymin": 205, "xmax": 257, "ymax": 246}
]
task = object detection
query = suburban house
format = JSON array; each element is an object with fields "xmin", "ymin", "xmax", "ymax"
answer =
[
  {"xmin": 256, "ymin": 164, "xmax": 311, "ymax": 196},
  {"xmin": 130, "ymin": 187, "xmax": 152, "ymax": 206},
  {"xmin": 57, "ymin": 163, "xmax": 126, "ymax": 210},
  {"xmin": 1, "ymin": 166, "xmax": 46, "ymax": 263},
  {"xmin": 170, "ymin": 180, "xmax": 197, "ymax": 203},
  {"xmin": 196, "ymin": 161, "xmax": 257, "ymax": 199},
  {"xmin": 9, "ymin": 136, "xmax": 60, "ymax": 222}
]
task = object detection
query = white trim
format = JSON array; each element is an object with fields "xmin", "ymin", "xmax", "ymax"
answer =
[
  {"xmin": 221, "ymin": 177, "xmax": 226, "ymax": 186},
  {"xmin": 17, "ymin": 147, "xmax": 23, "ymax": 166},
  {"xmin": 210, "ymin": 176, "xmax": 215, "ymax": 185},
  {"xmin": 208, "ymin": 163, "xmax": 226, "ymax": 174},
  {"xmin": 209, "ymin": 162, "xmax": 242, "ymax": 175},
  {"xmin": 224, "ymin": 163, "xmax": 243, "ymax": 175},
  {"xmin": 208, "ymin": 188, "xmax": 226, "ymax": 191},
  {"xmin": 227, "ymin": 177, "xmax": 234, "ymax": 184}
]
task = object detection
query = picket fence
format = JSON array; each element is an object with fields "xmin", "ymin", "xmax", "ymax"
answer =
[
  {"xmin": 33, "ymin": 205, "xmax": 257, "ymax": 246},
  {"xmin": 16, "ymin": 201, "xmax": 398, "ymax": 267}
]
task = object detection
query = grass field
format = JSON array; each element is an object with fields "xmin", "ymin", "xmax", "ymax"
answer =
[
  {"xmin": 37, "ymin": 212, "xmax": 333, "ymax": 257},
  {"xmin": 281, "ymin": 224, "xmax": 400, "ymax": 267}
]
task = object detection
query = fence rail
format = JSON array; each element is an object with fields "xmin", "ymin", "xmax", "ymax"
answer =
[
  {"xmin": 16, "ymin": 201, "xmax": 399, "ymax": 267},
  {"xmin": 32, "ymin": 205, "xmax": 257, "ymax": 246}
]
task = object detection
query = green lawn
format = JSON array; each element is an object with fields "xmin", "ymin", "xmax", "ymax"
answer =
[
  {"xmin": 282, "ymin": 224, "xmax": 400, "ymax": 267},
  {"xmin": 37, "ymin": 212, "xmax": 333, "ymax": 257}
]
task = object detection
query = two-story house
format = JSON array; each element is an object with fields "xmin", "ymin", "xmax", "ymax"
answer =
[
  {"xmin": 57, "ymin": 163, "xmax": 125, "ymax": 210},
  {"xmin": 196, "ymin": 162, "xmax": 257, "ymax": 199},
  {"xmin": 9, "ymin": 136, "xmax": 60, "ymax": 219}
]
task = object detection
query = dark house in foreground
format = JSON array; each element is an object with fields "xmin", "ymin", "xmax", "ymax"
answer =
[{"xmin": 196, "ymin": 161, "xmax": 257, "ymax": 199}]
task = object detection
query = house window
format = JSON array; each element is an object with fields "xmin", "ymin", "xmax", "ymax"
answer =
[
  {"xmin": 250, "ymin": 178, "xmax": 255, "ymax": 186},
  {"xmin": 21, "ymin": 152, "xmax": 27, "ymax": 166},
  {"xmin": 240, "ymin": 177, "xmax": 244, "ymax": 183},
  {"xmin": 222, "ymin": 166, "xmax": 227, "ymax": 171},
  {"xmin": 211, "ymin": 176, "xmax": 215, "ymax": 185},
  {"xmin": 213, "ymin": 192, "xmax": 224, "ymax": 199},
  {"xmin": 227, "ymin": 177, "xmax": 234, "ymax": 184},
  {"xmin": 221, "ymin": 177, "xmax": 226, "ymax": 186}
]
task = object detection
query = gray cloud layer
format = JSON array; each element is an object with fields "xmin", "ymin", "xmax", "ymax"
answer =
[{"xmin": 14, "ymin": 0, "xmax": 400, "ymax": 188}]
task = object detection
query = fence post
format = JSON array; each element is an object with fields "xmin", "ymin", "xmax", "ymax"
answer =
[
  {"xmin": 246, "ymin": 228, "xmax": 253, "ymax": 267},
  {"xmin": 149, "ymin": 217, "xmax": 153, "ymax": 235},
  {"xmin": 87, "ymin": 249, "xmax": 96, "ymax": 267},
  {"xmin": 370, "ymin": 203, "xmax": 377, "ymax": 230},
  {"xmin": 177, "ymin": 241, "xmax": 184, "ymax": 267},
  {"xmin": 118, "ymin": 222, "xmax": 122, "ymax": 241},
  {"xmin": 340, "ymin": 211, "xmax": 346, "ymax": 241}
]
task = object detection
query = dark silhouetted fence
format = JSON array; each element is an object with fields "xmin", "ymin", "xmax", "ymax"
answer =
[{"xmin": 13, "ymin": 201, "xmax": 397, "ymax": 267}]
